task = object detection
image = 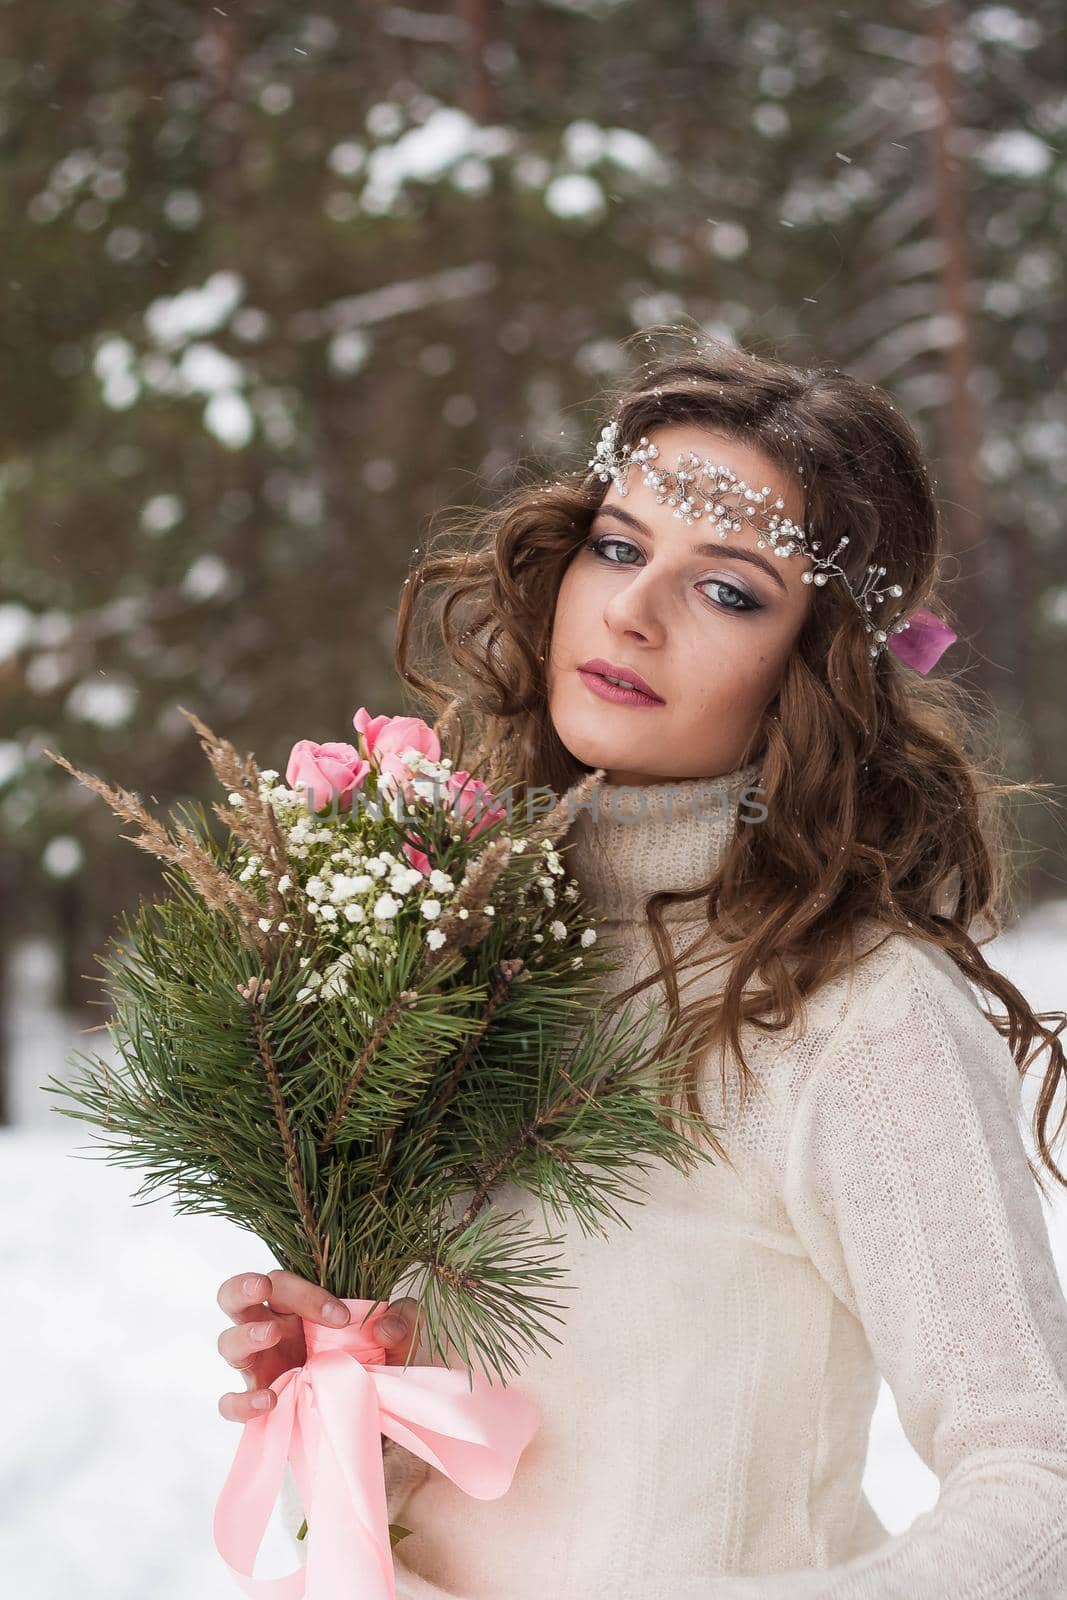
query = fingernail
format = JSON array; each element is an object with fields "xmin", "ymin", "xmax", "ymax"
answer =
[
  {"xmin": 250, "ymin": 1392, "xmax": 271, "ymax": 1410},
  {"xmin": 250, "ymin": 1321, "xmax": 273, "ymax": 1342},
  {"xmin": 377, "ymin": 1317, "xmax": 406, "ymax": 1343},
  {"xmin": 243, "ymin": 1276, "xmax": 264, "ymax": 1298},
  {"xmin": 323, "ymin": 1301, "xmax": 349, "ymax": 1325}
]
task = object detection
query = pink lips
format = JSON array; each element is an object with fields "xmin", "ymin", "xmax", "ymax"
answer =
[
  {"xmin": 577, "ymin": 658, "xmax": 665, "ymax": 708},
  {"xmin": 578, "ymin": 658, "xmax": 663, "ymax": 700}
]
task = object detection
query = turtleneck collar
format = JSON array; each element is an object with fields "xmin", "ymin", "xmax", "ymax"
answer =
[{"xmin": 559, "ymin": 759, "xmax": 764, "ymax": 925}]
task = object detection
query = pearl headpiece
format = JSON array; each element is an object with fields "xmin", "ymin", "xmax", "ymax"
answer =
[{"xmin": 587, "ymin": 420, "xmax": 910, "ymax": 661}]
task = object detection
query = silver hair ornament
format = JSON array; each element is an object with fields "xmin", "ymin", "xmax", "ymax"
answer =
[{"xmin": 586, "ymin": 420, "xmax": 910, "ymax": 661}]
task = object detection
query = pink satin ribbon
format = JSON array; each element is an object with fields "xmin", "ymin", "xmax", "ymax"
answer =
[{"xmin": 213, "ymin": 1297, "xmax": 541, "ymax": 1600}]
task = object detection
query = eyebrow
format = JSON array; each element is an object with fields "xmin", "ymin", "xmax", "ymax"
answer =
[{"xmin": 591, "ymin": 504, "xmax": 790, "ymax": 595}]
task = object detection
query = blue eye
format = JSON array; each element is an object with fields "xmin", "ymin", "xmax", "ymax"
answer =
[
  {"xmin": 703, "ymin": 578, "xmax": 761, "ymax": 612},
  {"xmin": 583, "ymin": 535, "xmax": 763, "ymax": 615}
]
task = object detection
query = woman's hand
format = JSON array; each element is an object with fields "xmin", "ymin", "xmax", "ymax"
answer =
[{"xmin": 216, "ymin": 1268, "xmax": 424, "ymax": 1423}]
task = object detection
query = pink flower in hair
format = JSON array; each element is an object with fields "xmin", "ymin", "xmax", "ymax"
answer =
[{"xmin": 886, "ymin": 609, "xmax": 957, "ymax": 674}]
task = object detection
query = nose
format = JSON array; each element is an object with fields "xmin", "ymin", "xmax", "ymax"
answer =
[{"xmin": 603, "ymin": 568, "xmax": 667, "ymax": 647}]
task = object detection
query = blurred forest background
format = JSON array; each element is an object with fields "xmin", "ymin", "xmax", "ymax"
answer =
[{"xmin": 2, "ymin": 0, "xmax": 1066, "ymax": 1126}]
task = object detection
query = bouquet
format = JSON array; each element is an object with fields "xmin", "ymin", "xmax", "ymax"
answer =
[{"xmin": 43, "ymin": 704, "xmax": 719, "ymax": 1600}]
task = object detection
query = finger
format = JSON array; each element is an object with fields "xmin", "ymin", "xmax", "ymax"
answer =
[
  {"xmin": 217, "ymin": 1270, "xmax": 275, "ymax": 1322},
  {"xmin": 218, "ymin": 1384, "xmax": 277, "ymax": 1424},
  {"xmin": 258, "ymin": 1268, "xmax": 350, "ymax": 1328},
  {"xmin": 372, "ymin": 1297, "xmax": 424, "ymax": 1362},
  {"xmin": 217, "ymin": 1317, "xmax": 282, "ymax": 1370}
]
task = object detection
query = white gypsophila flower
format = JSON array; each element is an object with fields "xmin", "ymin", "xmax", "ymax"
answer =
[
  {"xmin": 484, "ymin": 905, "xmax": 495, "ymax": 916},
  {"xmin": 532, "ymin": 932, "xmax": 543, "ymax": 943},
  {"xmin": 580, "ymin": 926, "xmax": 597, "ymax": 947},
  {"xmin": 563, "ymin": 884, "xmax": 579, "ymax": 901},
  {"xmin": 277, "ymin": 873, "xmax": 291, "ymax": 893},
  {"xmin": 298, "ymin": 956, "xmax": 311, "ymax": 969},
  {"xmin": 548, "ymin": 920, "xmax": 567, "ymax": 940},
  {"xmin": 420, "ymin": 899, "xmax": 442, "ymax": 920},
  {"xmin": 512, "ymin": 839, "xmax": 527, "ymax": 853},
  {"xmin": 343, "ymin": 903, "xmax": 366, "ymax": 922},
  {"xmin": 374, "ymin": 893, "xmax": 399, "ymax": 920},
  {"xmin": 328, "ymin": 874, "xmax": 364, "ymax": 901},
  {"xmin": 457, "ymin": 908, "xmax": 469, "ymax": 919},
  {"xmin": 259, "ymin": 768, "xmax": 279, "ymax": 783},
  {"xmin": 259, "ymin": 867, "xmax": 270, "ymax": 878},
  {"xmin": 296, "ymin": 986, "xmax": 316, "ymax": 1004},
  {"xmin": 425, "ymin": 928, "xmax": 446, "ymax": 950},
  {"xmin": 228, "ymin": 792, "xmax": 244, "ymax": 807},
  {"xmin": 257, "ymin": 917, "xmax": 272, "ymax": 931},
  {"xmin": 278, "ymin": 920, "xmax": 290, "ymax": 932},
  {"xmin": 319, "ymin": 904, "xmax": 338, "ymax": 921},
  {"xmin": 367, "ymin": 858, "xmax": 387, "ymax": 879},
  {"xmin": 306, "ymin": 876, "xmax": 327, "ymax": 900},
  {"xmin": 428, "ymin": 868, "xmax": 453, "ymax": 892},
  {"xmin": 541, "ymin": 886, "xmax": 557, "ymax": 905}
]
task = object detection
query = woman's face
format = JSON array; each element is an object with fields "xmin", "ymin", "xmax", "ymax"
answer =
[{"xmin": 547, "ymin": 424, "xmax": 814, "ymax": 786}]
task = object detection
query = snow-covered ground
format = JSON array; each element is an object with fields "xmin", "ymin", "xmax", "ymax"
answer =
[{"xmin": 2, "ymin": 907, "xmax": 1066, "ymax": 1599}]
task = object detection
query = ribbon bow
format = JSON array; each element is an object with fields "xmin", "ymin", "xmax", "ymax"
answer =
[{"xmin": 213, "ymin": 1297, "xmax": 541, "ymax": 1600}]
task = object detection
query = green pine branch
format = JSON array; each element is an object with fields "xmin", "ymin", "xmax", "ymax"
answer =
[{"xmin": 42, "ymin": 734, "xmax": 724, "ymax": 1388}]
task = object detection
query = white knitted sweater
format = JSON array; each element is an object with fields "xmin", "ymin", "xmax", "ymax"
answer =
[{"xmin": 279, "ymin": 761, "xmax": 1067, "ymax": 1597}]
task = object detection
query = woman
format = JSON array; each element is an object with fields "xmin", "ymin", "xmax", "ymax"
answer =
[{"xmin": 215, "ymin": 330, "xmax": 1067, "ymax": 1597}]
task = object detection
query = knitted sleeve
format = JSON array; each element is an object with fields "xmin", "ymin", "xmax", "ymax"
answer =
[{"xmin": 705, "ymin": 941, "xmax": 1067, "ymax": 1599}]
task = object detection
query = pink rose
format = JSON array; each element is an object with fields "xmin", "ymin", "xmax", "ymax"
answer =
[
  {"xmin": 351, "ymin": 708, "xmax": 395, "ymax": 761},
  {"xmin": 397, "ymin": 772, "xmax": 504, "ymax": 876},
  {"xmin": 402, "ymin": 840, "xmax": 432, "ymax": 877},
  {"xmin": 352, "ymin": 708, "xmax": 441, "ymax": 767},
  {"xmin": 375, "ymin": 750, "xmax": 421, "ymax": 806},
  {"xmin": 445, "ymin": 771, "xmax": 507, "ymax": 841},
  {"xmin": 285, "ymin": 740, "xmax": 370, "ymax": 814}
]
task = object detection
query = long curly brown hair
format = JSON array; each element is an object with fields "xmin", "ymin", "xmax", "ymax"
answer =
[{"xmin": 393, "ymin": 324, "xmax": 1067, "ymax": 1196}]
